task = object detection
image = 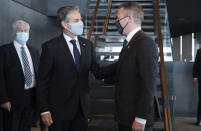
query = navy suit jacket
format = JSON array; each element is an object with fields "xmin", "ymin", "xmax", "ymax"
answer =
[{"xmin": 36, "ymin": 34, "xmax": 99, "ymax": 120}]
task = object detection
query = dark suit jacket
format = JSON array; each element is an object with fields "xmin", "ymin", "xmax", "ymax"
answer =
[
  {"xmin": 193, "ymin": 48, "xmax": 201, "ymax": 82},
  {"xmin": 0, "ymin": 109, "xmax": 3, "ymax": 131},
  {"xmin": 36, "ymin": 34, "xmax": 98, "ymax": 120},
  {"xmin": 0, "ymin": 43, "xmax": 39, "ymax": 110},
  {"xmin": 96, "ymin": 30, "xmax": 158, "ymax": 126}
]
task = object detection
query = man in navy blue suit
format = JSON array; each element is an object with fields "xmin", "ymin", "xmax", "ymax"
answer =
[{"xmin": 37, "ymin": 6, "xmax": 99, "ymax": 131}]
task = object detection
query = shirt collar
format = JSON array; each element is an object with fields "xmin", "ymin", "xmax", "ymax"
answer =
[
  {"xmin": 126, "ymin": 27, "xmax": 141, "ymax": 43},
  {"xmin": 13, "ymin": 40, "xmax": 27, "ymax": 49},
  {"xmin": 63, "ymin": 32, "xmax": 78, "ymax": 43}
]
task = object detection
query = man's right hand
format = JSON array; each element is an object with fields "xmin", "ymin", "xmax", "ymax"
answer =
[
  {"xmin": 41, "ymin": 112, "xmax": 54, "ymax": 126},
  {"xmin": 0, "ymin": 101, "xmax": 11, "ymax": 111}
]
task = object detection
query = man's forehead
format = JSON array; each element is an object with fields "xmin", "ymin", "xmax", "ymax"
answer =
[
  {"xmin": 69, "ymin": 11, "xmax": 81, "ymax": 18},
  {"xmin": 15, "ymin": 23, "xmax": 29, "ymax": 31},
  {"xmin": 17, "ymin": 23, "xmax": 28, "ymax": 27}
]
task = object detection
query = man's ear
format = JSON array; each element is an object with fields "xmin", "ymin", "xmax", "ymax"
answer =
[
  {"xmin": 61, "ymin": 21, "xmax": 71, "ymax": 30},
  {"xmin": 128, "ymin": 15, "xmax": 133, "ymax": 23}
]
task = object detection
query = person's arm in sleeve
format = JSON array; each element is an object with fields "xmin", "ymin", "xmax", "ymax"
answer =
[
  {"xmin": 90, "ymin": 42, "xmax": 117, "ymax": 80},
  {"xmin": 134, "ymin": 38, "xmax": 158, "ymax": 124},
  {"xmin": 36, "ymin": 43, "xmax": 53, "ymax": 126},
  {"xmin": 0, "ymin": 47, "xmax": 11, "ymax": 111}
]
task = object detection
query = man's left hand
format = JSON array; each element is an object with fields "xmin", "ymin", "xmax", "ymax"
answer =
[{"xmin": 132, "ymin": 120, "xmax": 145, "ymax": 131}]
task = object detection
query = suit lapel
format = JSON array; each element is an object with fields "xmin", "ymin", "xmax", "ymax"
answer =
[
  {"xmin": 9, "ymin": 43, "xmax": 24, "ymax": 76},
  {"xmin": 58, "ymin": 35, "xmax": 77, "ymax": 71},
  {"xmin": 117, "ymin": 30, "xmax": 144, "ymax": 71}
]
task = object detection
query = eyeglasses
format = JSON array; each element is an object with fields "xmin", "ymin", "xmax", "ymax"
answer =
[{"xmin": 116, "ymin": 16, "xmax": 129, "ymax": 22}]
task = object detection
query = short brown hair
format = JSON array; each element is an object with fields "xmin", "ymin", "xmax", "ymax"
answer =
[
  {"xmin": 57, "ymin": 6, "xmax": 79, "ymax": 28},
  {"xmin": 119, "ymin": 2, "xmax": 144, "ymax": 25}
]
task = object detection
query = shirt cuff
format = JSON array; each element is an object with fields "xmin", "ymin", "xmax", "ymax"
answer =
[
  {"xmin": 135, "ymin": 117, "xmax": 147, "ymax": 125},
  {"xmin": 40, "ymin": 111, "xmax": 50, "ymax": 116}
]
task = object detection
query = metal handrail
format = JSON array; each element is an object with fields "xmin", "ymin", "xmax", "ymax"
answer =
[
  {"xmin": 103, "ymin": 0, "xmax": 113, "ymax": 35},
  {"xmin": 87, "ymin": 0, "xmax": 101, "ymax": 40},
  {"xmin": 153, "ymin": 0, "xmax": 173, "ymax": 131}
]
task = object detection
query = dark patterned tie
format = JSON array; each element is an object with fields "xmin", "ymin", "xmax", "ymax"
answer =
[
  {"xmin": 21, "ymin": 47, "xmax": 32, "ymax": 87},
  {"xmin": 70, "ymin": 39, "xmax": 80, "ymax": 71},
  {"xmin": 123, "ymin": 39, "xmax": 128, "ymax": 47}
]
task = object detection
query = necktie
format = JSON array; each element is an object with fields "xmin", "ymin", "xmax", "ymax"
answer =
[
  {"xmin": 119, "ymin": 39, "xmax": 128, "ymax": 57},
  {"xmin": 123, "ymin": 39, "xmax": 128, "ymax": 47},
  {"xmin": 70, "ymin": 40, "xmax": 80, "ymax": 71},
  {"xmin": 21, "ymin": 47, "xmax": 32, "ymax": 87}
]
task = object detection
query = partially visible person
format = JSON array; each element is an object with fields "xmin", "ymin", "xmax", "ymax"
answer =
[
  {"xmin": 0, "ymin": 20, "xmax": 40, "ymax": 131},
  {"xmin": 95, "ymin": 2, "xmax": 158, "ymax": 131},
  {"xmin": 193, "ymin": 48, "xmax": 201, "ymax": 126}
]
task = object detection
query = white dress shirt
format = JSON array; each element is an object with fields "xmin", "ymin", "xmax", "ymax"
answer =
[
  {"xmin": 124, "ymin": 27, "xmax": 147, "ymax": 125},
  {"xmin": 13, "ymin": 40, "xmax": 36, "ymax": 90},
  {"xmin": 126, "ymin": 27, "xmax": 141, "ymax": 45},
  {"xmin": 63, "ymin": 32, "xmax": 81, "ymax": 61}
]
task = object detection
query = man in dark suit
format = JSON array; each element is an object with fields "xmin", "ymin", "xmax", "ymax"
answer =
[
  {"xmin": 193, "ymin": 48, "xmax": 201, "ymax": 126},
  {"xmin": 36, "ymin": 6, "xmax": 98, "ymax": 131},
  {"xmin": 0, "ymin": 20, "xmax": 39, "ymax": 131},
  {"xmin": 95, "ymin": 2, "xmax": 158, "ymax": 131}
]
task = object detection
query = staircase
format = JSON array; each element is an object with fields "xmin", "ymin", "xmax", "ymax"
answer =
[{"xmin": 83, "ymin": 0, "xmax": 174, "ymax": 131}]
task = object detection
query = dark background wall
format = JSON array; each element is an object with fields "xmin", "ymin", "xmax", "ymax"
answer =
[
  {"xmin": 12, "ymin": 0, "xmax": 88, "ymax": 16},
  {"xmin": 172, "ymin": 33, "xmax": 200, "ymax": 62},
  {"xmin": 167, "ymin": 0, "xmax": 201, "ymax": 37},
  {"xmin": 47, "ymin": 0, "xmax": 88, "ymax": 16},
  {"xmin": 13, "ymin": 0, "xmax": 48, "ymax": 15},
  {"xmin": 174, "ymin": 62, "xmax": 198, "ymax": 117},
  {"xmin": 0, "ymin": 0, "xmax": 60, "ymax": 50}
]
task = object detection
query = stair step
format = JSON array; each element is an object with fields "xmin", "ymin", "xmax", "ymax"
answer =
[
  {"xmin": 90, "ymin": 98, "xmax": 115, "ymax": 113},
  {"xmin": 89, "ymin": 3, "xmax": 165, "ymax": 10},
  {"xmin": 85, "ymin": 19, "xmax": 155, "ymax": 23},
  {"xmin": 89, "ymin": 2, "xmax": 154, "ymax": 7},
  {"xmin": 86, "ymin": 25, "xmax": 154, "ymax": 30},
  {"xmin": 91, "ymin": 112, "xmax": 115, "ymax": 119},
  {"xmin": 96, "ymin": 42, "xmax": 123, "ymax": 47},
  {"xmin": 88, "ymin": 119, "xmax": 118, "ymax": 129},
  {"xmin": 96, "ymin": 52, "xmax": 120, "ymax": 56},
  {"xmin": 87, "ymin": 8, "xmax": 153, "ymax": 14},
  {"xmin": 91, "ymin": 98, "xmax": 114, "ymax": 102},
  {"xmin": 86, "ymin": 13, "xmax": 155, "ymax": 17},
  {"xmin": 90, "ymin": 86, "xmax": 115, "ymax": 99},
  {"xmin": 91, "ymin": 84, "xmax": 115, "ymax": 88}
]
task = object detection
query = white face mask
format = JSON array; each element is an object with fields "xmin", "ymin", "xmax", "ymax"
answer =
[
  {"xmin": 67, "ymin": 21, "xmax": 84, "ymax": 36},
  {"xmin": 16, "ymin": 32, "xmax": 29, "ymax": 44}
]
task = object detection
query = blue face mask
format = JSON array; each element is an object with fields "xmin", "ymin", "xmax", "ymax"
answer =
[
  {"xmin": 68, "ymin": 21, "xmax": 84, "ymax": 36},
  {"xmin": 16, "ymin": 32, "xmax": 29, "ymax": 44}
]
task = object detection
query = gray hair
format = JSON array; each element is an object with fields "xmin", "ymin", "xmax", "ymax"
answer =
[
  {"xmin": 12, "ymin": 20, "xmax": 30, "ymax": 34},
  {"xmin": 119, "ymin": 2, "xmax": 144, "ymax": 25},
  {"xmin": 57, "ymin": 6, "xmax": 79, "ymax": 28}
]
